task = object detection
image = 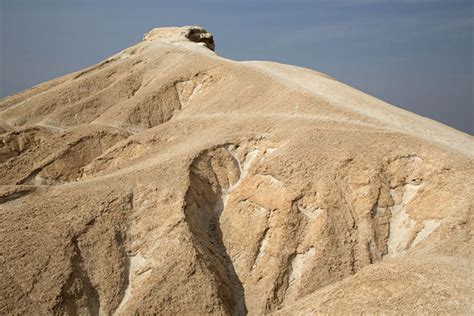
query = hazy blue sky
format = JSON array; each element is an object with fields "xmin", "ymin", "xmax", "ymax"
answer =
[{"xmin": 1, "ymin": 0, "xmax": 473, "ymax": 134}]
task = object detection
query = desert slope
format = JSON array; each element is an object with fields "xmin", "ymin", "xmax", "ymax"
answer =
[{"xmin": 0, "ymin": 26, "xmax": 473, "ymax": 315}]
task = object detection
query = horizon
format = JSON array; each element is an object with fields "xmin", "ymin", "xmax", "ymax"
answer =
[{"xmin": 1, "ymin": 0, "xmax": 472, "ymax": 134}]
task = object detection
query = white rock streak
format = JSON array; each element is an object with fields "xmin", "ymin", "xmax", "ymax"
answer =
[
  {"xmin": 289, "ymin": 248, "xmax": 315, "ymax": 285},
  {"xmin": 387, "ymin": 183, "xmax": 441, "ymax": 257},
  {"xmin": 114, "ymin": 253, "xmax": 151, "ymax": 315}
]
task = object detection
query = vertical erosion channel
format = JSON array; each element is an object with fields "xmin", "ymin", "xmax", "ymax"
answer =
[{"xmin": 184, "ymin": 146, "xmax": 247, "ymax": 315}]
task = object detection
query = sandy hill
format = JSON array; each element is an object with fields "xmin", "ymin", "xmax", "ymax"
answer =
[{"xmin": 0, "ymin": 26, "xmax": 473, "ymax": 315}]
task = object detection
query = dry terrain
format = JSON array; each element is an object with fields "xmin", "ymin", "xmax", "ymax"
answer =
[{"xmin": 0, "ymin": 26, "xmax": 473, "ymax": 315}]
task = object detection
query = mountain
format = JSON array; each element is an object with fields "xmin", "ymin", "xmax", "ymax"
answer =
[{"xmin": 0, "ymin": 26, "xmax": 472, "ymax": 315}]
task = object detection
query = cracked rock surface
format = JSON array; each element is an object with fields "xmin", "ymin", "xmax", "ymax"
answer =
[{"xmin": 0, "ymin": 26, "xmax": 473, "ymax": 315}]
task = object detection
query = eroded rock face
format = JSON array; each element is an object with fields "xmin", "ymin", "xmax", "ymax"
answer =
[
  {"xmin": 0, "ymin": 26, "xmax": 473, "ymax": 315},
  {"xmin": 143, "ymin": 26, "xmax": 215, "ymax": 51}
]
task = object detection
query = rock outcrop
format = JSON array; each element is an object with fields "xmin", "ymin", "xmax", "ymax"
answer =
[
  {"xmin": 0, "ymin": 26, "xmax": 472, "ymax": 315},
  {"xmin": 144, "ymin": 26, "xmax": 215, "ymax": 51}
]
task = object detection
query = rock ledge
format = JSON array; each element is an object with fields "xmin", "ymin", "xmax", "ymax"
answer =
[{"xmin": 143, "ymin": 26, "xmax": 215, "ymax": 51}]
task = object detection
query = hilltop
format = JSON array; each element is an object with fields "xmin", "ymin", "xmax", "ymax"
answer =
[{"xmin": 0, "ymin": 26, "xmax": 472, "ymax": 315}]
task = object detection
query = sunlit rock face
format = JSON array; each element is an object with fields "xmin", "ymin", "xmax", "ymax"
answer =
[
  {"xmin": 0, "ymin": 26, "xmax": 472, "ymax": 315},
  {"xmin": 143, "ymin": 26, "xmax": 215, "ymax": 51}
]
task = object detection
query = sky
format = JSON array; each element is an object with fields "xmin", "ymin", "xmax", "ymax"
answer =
[{"xmin": 1, "ymin": 0, "xmax": 473, "ymax": 134}]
